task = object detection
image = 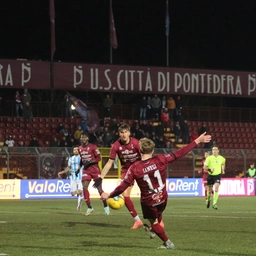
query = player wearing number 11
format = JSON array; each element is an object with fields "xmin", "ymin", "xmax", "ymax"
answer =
[{"xmin": 101, "ymin": 132, "xmax": 211, "ymax": 249}]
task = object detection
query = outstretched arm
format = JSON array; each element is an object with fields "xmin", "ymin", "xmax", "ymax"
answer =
[
  {"xmin": 58, "ymin": 166, "xmax": 70, "ymax": 177},
  {"xmin": 101, "ymin": 182, "xmax": 129, "ymax": 200},
  {"xmin": 171, "ymin": 132, "xmax": 212, "ymax": 161},
  {"xmin": 93, "ymin": 158, "xmax": 114, "ymax": 188},
  {"xmin": 100, "ymin": 158, "xmax": 114, "ymax": 179},
  {"xmin": 194, "ymin": 132, "xmax": 211, "ymax": 145}
]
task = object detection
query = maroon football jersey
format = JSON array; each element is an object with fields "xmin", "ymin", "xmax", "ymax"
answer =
[
  {"xmin": 124, "ymin": 141, "xmax": 197, "ymax": 206},
  {"xmin": 78, "ymin": 143, "xmax": 101, "ymax": 172},
  {"xmin": 201, "ymin": 158, "xmax": 208, "ymax": 180},
  {"xmin": 110, "ymin": 137, "xmax": 141, "ymax": 173}
]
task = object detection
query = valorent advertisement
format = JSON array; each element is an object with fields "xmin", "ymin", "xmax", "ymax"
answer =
[{"xmin": 0, "ymin": 178, "xmax": 255, "ymax": 200}]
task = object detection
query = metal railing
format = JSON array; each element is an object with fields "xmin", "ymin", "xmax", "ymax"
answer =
[
  {"xmin": 2, "ymin": 100, "xmax": 256, "ymax": 122},
  {"xmin": 0, "ymin": 146, "xmax": 254, "ymax": 180}
]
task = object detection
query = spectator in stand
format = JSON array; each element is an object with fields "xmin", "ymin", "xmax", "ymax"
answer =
[
  {"xmin": 58, "ymin": 125, "xmax": 70, "ymax": 141},
  {"xmin": 103, "ymin": 132, "xmax": 113, "ymax": 147},
  {"xmin": 146, "ymin": 96, "xmax": 152, "ymax": 120},
  {"xmin": 175, "ymin": 95, "xmax": 183, "ymax": 115},
  {"xmin": 15, "ymin": 90, "xmax": 23, "ymax": 117},
  {"xmin": 166, "ymin": 140, "xmax": 173, "ymax": 149},
  {"xmin": 18, "ymin": 141, "xmax": 25, "ymax": 147},
  {"xmin": 22, "ymin": 89, "xmax": 31, "ymax": 106},
  {"xmin": 173, "ymin": 121, "xmax": 181, "ymax": 144},
  {"xmin": 176, "ymin": 111, "xmax": 184, "ymax": 124},
  {"xmin": 132, "ymin": 123, "xmax": 145, "ymax": 140},
  {"xmin": 103, "ymin": 94, "xmax": 113, "ymax": 118},
  {"xmin": 160, "ymin": 108, "xmax": 170, "ymax": 129},
  {"xmin": 150, "ymin": 94, "xmax": 161, "ymax": 121},
  {"xmin": 167, "ymin": 96, "xmax": 176, "ymax": 121},
  {"xmin": 95, "ymin": 135, "xmax": 105, "ymax": 147},
  {"xmin": 29, "ymin": 136, "xmax": 39, "ymax": 147},
  {"xmin": 60, "ymin": 136, "xmax": 69, "ymax": 147},
  {"xmin": 23, "ymin": 102, "xmax": 32, "ymax": 123},
  {"xmin": 180, "ymin": 120, "xmax": 190, "ymax": 144},
  {"xmin": 5, "ymin": 135, "xmax": 15, "ymax": 147},
  {"xmin": 155, "ymin": 136, "xmax": 166, "ymax": 148},
  {"xmin": 56, "ymin": 123, "xmax": 65, "ymax": 134},
  {"xmin": 64, "ymin": 94, "xmax": 73, "ymax": 118},
  {"xmin": 69, "ymin": 137, "xmax": 76, "ymax": 147},
  {"xmin": 139, "ymin": 96, "xmax": 148, "ymax": 120},
  {"xmin": 74, "ymin": 126, "xmax": 83, "ymax": 144},
  {"xmin": 199, "ymin": 123, "xmax": 207, "ymax": 135},
  {"xmin": 161, "ymin": 96, "xmax": 167, "ymax": 113},
  {"xmin": 50, "ymin": 137, "xmax": 59, "ymax": 147},
  {"xmin": 154, "ymin": 122, "xmax": 164, "ymax": 139},
  {"xmin": 80, "ymin": 120, "xmax": 88, "ymax": 133}
]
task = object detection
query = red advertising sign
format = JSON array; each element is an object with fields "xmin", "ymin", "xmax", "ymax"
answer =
[
  {"xmin": 54, "ymin": 62, "xmax": 256, "ymax": 97},
  {"xmin": 0, "ymin": 59, "xmax": 50, "ymax": 89}
]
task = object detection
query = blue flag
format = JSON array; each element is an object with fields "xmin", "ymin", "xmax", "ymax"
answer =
[{"xmin": 165, "ymin": 1, "xmax": 170, "ymax": 36}]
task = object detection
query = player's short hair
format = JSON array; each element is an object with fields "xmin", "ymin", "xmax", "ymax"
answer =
[
  {"xmin": 139, "ymin": 137, "xmax": 155, "ymax": 154},
  {"xmin": 80, "ymin": 132, "xmax": 89, "ymax": 138},
  {"xmin": 211, "ymin": 144, "xmax": 220, "ymax": 150},
  {"xmin": 118, "ymin": 124, "xmax": 130, "ymax": 132}
]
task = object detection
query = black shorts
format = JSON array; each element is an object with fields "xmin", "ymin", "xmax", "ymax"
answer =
[{"xmin": 207, "ymin": 174, "xmax": 221, "ymax": 186}]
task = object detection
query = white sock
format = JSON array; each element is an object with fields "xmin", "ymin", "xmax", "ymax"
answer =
[
  {"xmin": 134, "ymin": 215, "xmax": 141, "ymax": 221},
  {"xmin": 78, "ymin": 195, "xmax": 83, "ymax": 207}
]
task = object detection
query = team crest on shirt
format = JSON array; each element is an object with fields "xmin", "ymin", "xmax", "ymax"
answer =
[
  {"xmin": 152, "ymin": 191, "xmax": 163, "ymax": 203},
  {"xmin": 119, "ymin": 147, "xmax": 122, "ymax": 150}
]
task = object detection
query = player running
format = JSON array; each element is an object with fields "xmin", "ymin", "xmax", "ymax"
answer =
[
  {"xmin": 198, "ymin": 151, "xmax": 213, "ymax": 204},
  {"xmin": 58, "ymin": 146, "xmax": 83, "ymax": 211},
  {"xmin": 76, "ymin": 132, "xmax": 110, "ymax": 216},
  {"xmin": 93, "ymin": 124, "xmax": 143, "ymax": 229}
]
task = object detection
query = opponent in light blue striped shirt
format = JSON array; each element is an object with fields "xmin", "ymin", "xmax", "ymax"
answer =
[
  {"xmin": 58, "ymin": 146, "xmax": 84, "ymax": 211},
  {"xmin": 69, "ymin": 155, "xmax": 82, "ymax": 180}
]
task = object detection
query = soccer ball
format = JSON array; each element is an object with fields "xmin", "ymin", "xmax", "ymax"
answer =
[{"xmin": 107, "ymin": 196, "xmax": 125, "ymax": 210}]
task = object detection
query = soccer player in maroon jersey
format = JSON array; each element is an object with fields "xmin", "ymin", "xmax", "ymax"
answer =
[
  {"xmin": 93, "ymin": 124, "xmax": 143, "ymax": 229},
  {"xmin": 101, "ymin": 132, "xmax": 211, "ymax": 249},
  {"xmin": 198, "ymin": 151, "xmax": 211, "ymax": 202},
  {"xmin": 77, "ymin": 133, "xmax": 110, "ymax": 216}
]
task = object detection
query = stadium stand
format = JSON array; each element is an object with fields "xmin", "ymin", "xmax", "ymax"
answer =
[{"xmin": 0, "ymin": 116, "xmax": 254, "ymax": 179}]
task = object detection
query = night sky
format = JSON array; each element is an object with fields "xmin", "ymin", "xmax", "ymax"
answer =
[{"xmin": 1, "ymin": 0, "xmax": 256, "ymax": 72}]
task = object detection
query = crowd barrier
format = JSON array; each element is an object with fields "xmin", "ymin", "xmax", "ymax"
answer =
[{"xmin": 0, "ymin": 178, "xmax": 255, "ymax": 200}]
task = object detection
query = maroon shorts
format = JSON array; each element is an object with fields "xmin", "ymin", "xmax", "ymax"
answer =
[
  {"xmin": 82, "ymin": 166, "xmax": 101, "ymax": 181},
  {"xmin": 141, "ymin": 200, "xmax": 167, "ymax": 220}
]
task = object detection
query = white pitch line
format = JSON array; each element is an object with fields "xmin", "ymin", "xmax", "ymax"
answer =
[
  {"xmin": 171, "ymin": 214, "xmax": 255, "ymax": 219},
  {"xmin": 0, "ymin": 221, "xmax": 7, "ymax": 223}
]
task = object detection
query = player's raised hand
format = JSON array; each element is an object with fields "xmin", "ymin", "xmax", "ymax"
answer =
[
  {"xmin": 57, "ymin": 172, "xmax": 62, "ymax": 178},
  {"xmin": 195, "ymin": 132, "xmax": 211, "ymax": 144}
]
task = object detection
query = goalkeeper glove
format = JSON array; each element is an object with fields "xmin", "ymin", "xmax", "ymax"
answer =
[
  {"xmin": 75, "ymin": 169, "xmax": 80, "ymax": 177},
  {"xmin": 92, "ymin": 177, "xmax": 102, "ymax": 188}
]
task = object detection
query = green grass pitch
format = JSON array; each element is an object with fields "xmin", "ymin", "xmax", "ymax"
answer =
[{"xmin": 1, "ymin": 197, "xmax": 256, "ymax": 256}]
